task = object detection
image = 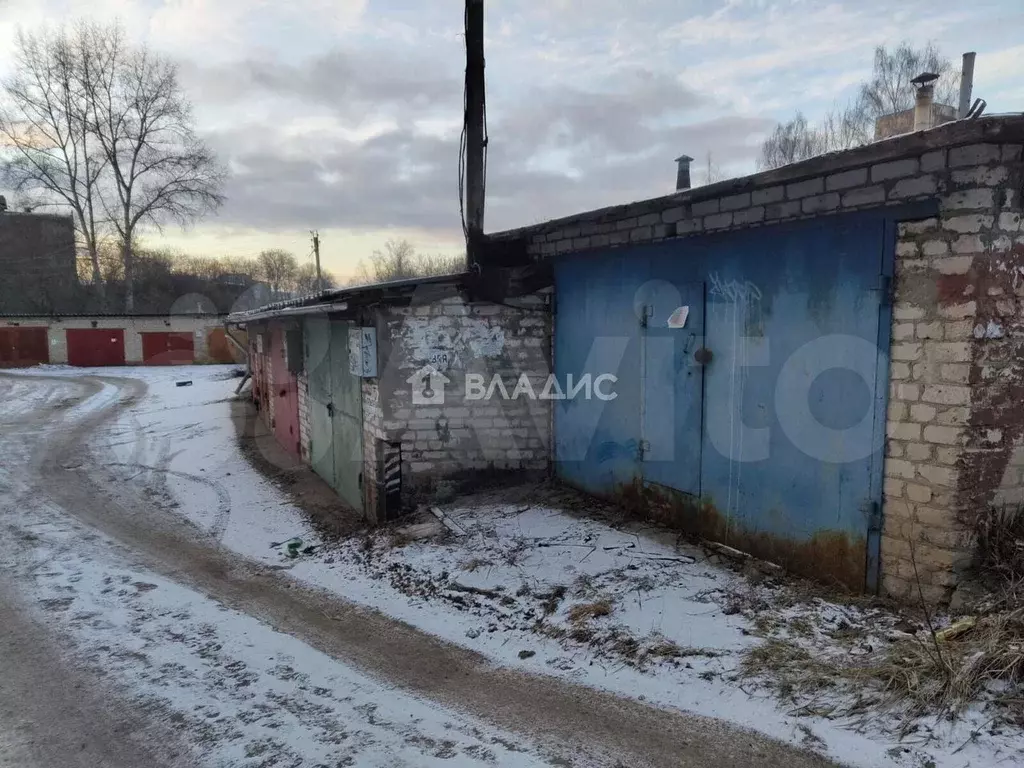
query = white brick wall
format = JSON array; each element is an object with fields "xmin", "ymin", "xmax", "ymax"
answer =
[
  {"xmin": 882, "ymin": 142, "xmax": 1024, "ymax": 602},
  {"xmin": 370, "ymin": 291, "xmax": 552, "ymax": 504}
]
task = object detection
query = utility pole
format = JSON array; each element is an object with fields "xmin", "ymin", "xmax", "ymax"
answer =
[
  {"xmin": 464, "ymin": 0, "xmax": 486, "ymax": 265},
  {"xmin": 312, "ymin": 230, "xmax": 322, "ymax": 294}
]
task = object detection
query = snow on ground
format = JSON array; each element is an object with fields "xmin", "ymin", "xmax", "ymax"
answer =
[
  {"xmin": 0, "ymin": 371, "xmax": 564, "ymax": 768},
  {"xmin": 15, "ymin": 364, "xmax": 317, "ymax": 549},
  {"xmin": 9, "ymin": 365, "xmax": 1024, "ymax": 768}
]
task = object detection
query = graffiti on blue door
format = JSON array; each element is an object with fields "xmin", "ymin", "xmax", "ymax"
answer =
[{"xmin": 553, "ymin": 210, "xmax": 904, "ymax": 589}]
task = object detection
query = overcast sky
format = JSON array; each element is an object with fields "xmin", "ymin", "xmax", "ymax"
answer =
[{"xmin": 1, "ymin": 0, "xmax": 1022, "ymax": 278}]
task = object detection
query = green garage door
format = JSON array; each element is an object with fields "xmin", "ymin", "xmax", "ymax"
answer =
[{"xmin": 304, "ymin": 318, "xmax": 363, "ymax": 512}]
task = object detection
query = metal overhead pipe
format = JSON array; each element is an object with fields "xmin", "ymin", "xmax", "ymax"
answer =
[
  {"xmin": 675, "ymin": 155, "xmax": 693, "ymax": 191},
  {"xmin": 911, "ymin": 72, "xmax": 939, "ymax": 132},
  {"xmin": 958, "ymin": 52, "xmax": 976, "ymax": 119}
]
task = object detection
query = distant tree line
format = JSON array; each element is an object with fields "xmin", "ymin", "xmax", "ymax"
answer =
[
  {"xmin": 350, "ymin": 239, "xmax": 466, "ymax": 285},
  {"xmin": 63, "ymin": 245, "xmax": 342, "ymax": 314},
  {"xmin": 52, "ymin": 237, "xmax": 465, "ymax": 315}
]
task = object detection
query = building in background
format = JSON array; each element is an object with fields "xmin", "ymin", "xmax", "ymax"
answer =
[
  {"xmin": 0, "ymin": 314, "xmax": 244, "ymax": 367},
  {"xmin": 0, "ymin": 205, "xmax": 78, "ymax": 315}
]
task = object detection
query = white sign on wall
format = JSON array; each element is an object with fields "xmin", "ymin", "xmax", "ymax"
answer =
[
  {"xmin": 667, "ymin": 306, "xmax": 690, "ymax": 329},
  {"xmin": 349, "ymin": 326, "xmax": 378, "ymax": 377}
]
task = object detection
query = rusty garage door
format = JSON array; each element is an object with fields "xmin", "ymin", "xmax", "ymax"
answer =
[
  {"xmin": 66, "ymin": 328, "xmax": 126, "ymax": 367},
  {"xmin": 206, "ymin": 327, "xmax": 238, "ymax": 363},
  {"xmin": 553, "ymin": 210, "xmax": 897, "ymax": 591},
  {"xmin": 0, "ymin": 327, "xmax": 49, "ymax": 367},
  {"xmin": 141, "ymin": 332, "xmax": 195, "ymax": 365}
]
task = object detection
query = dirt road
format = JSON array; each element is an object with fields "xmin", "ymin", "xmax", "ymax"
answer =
[{"xmin": 0, "ymin": 371, "xmax": 839, "ymax": 768}]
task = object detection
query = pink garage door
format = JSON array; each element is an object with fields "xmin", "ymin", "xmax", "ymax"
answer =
[{"xmin": 269, "ymin": 326, "xmax": 301, "ymax": 457}]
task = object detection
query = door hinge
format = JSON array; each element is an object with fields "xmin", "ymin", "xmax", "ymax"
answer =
[
  {"xmin": 637, "ymin": 439, "xmax": 650, "ymax": 461},
  {"xmin": 326, "ymin": 402, "xmax": 334, "ymax": 417},
  {"xmin": 639, "ymin": 304, "xmax": 652, "ymax": 329},
  {"xmin": 873, "ymin": 274, "xmax": 892, "ymax": 306},
  {"xmin": 866, "ymin": 500, "xmax": 882, "ymax": 533}
]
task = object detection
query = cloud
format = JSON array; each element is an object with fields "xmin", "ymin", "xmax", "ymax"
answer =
[
  {"xmin": 195, "ymin": 47, "xmax": 772, "ymax": 239},
  {"xmin": 181, "ymin": 47, "xmax": 461, "ymax": 124},
  {"xmin": 9, "ymin": 0, "xmax": 1016, "ymax": 264}
]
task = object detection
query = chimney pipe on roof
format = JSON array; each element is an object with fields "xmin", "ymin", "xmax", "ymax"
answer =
[
  {"xmin": 675, "ymin": 154, "xmax": 693, "ymax": 191},
  {"xmin": 958, "ymin": 52, "xmax": 976, "ymax": 119},
  {"xmin": 912, "ymin": 72, "xmax": 939, "ymax": 132}
]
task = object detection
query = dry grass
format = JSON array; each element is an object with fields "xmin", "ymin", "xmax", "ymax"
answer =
[
  {"xmin": 537, "ymin": 585, "xmax": 567, "ymax": 616},
  {"xmin": 975, "ymin": 503, "xmax": 1024, "ymax": 584},
  {"xmin": 501, "ymin": 536, "xmax": 531, "ymax": 566},
  {"xmin": 860, "ymin": 608, "xmax": 1024, "ymax": 725},
  {"xmin": 386, "ymin": 530, "xmax": 413, "ymax": 549},
  {"xmin": 740, "ymin": 540, "xmax": 1024, "ymax": 731},
  {"xmin": 646, "ymin": 639, "xmax": 724, "ymax": 660},
  {"xmin": 460, "ymin": 557, "xmax": 493, "ymax": 573},
  {"xmin": 568, "ymin": 599, "xmax": 613, "ymax": 624}
]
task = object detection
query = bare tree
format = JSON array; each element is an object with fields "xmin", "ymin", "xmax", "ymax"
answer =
[
  {"xmin": 81, "ymin": 22, "xmax": 225, "ymax": 311},
  {"xmin": 758, "ymin": 41, "xmax": 957, "ymax": 170},
  {"xmin": 0, "ymin": 26, "xmax": 107, "ymax": 285},
  {"xmin": 416, "ymin": 251, "xmax": 466, "ymax": 277},
  {"xmin": 820, "ymin": 103, "xmax": 871, "ymax": 151},
  {"xmin": 697, "ymin": 150, "xmax": 724, "ymax": 186},
  {"xmin": 295, "ymin": 261, "xmax": 336, "ymax": 295},
  {"xmin": 354, "ymin": 238, "xmax": 417, "ymax": 283},
  {"xmin": 352, "ymin": 239, "xmax": 465, "ymax": 285},
  {"xmin": 857, "ymin": 42, "xmax": 959, "ymax": 124},
  {"xmin": 0, "ymin": 21, "xmax": 224, "ymax": 311},
  {"xmin": 256, "ymin": 249, "xmax": 298, "ymax": 296},
  {"xmin": 758, "ymin": 113, "xmax": 827, "ymax": 170}
]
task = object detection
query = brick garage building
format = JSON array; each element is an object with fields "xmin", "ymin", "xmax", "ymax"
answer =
[
  {"xmin": 235, "ymin": 115, "xmax": 1024, "ymax": 603},
  {"xmin": 0, "ymin": 314, "xmax": 243, "ymax": 367},
  {"xmin": 484, "ymin": 114, "xmax": 1024, "ymax": 603},
  {"xmin": 233, "ymin": 274, "xmax": 552, "ymax": 523},
  {"xmin": 0, "ymin": 211, "xmax": 77, "ymax": 314}
]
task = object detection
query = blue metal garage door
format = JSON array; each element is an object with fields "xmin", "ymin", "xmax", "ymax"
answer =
[{"xmin": 553, "ymin": 211, "xmax": 895, "ymax": 590}]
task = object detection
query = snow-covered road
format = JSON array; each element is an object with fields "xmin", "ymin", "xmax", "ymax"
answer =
[
  {"xmin": 0, "ymin": 373, "xmax": 561, "ymax": 767},
  {"xmin": 0, "ymin": 367, "xmax": 840, "ymax": 768}
]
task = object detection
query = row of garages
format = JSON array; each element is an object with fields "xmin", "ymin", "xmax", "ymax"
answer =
[
  {"xmin": 232, "ymin": 117, "xmax": 1024, "ymax": 603},
  {"xmin": 237, "ymin": 276, "xmax": 552, "ymax": 525},
  {"xmin": 0, "ymin": 315, "xmax": 243, "ymax": 367}
]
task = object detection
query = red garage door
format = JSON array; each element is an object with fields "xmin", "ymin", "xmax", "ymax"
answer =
[
  {"xmin": 0, "ymin": 327, "xmax": 49, "ymax": 367},
  {"xmin": 66, "ymin": 328, "xmax": 126, "ymax": 367},
  {"xmin": 141, "ymin": 332, "xmax": 195, "ymax": 365}
]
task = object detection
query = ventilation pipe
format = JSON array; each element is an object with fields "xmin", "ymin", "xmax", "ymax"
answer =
[
  {"xmin": 958, "ymin": 52, "xmax": 976, "ymax": 119},
  {"xmin": 912, "ymin": 72, "xmax": 939, "ymax": 131},
  {"xmin": 675, "ymin": 154, "xmax": 693, "ymax": 191}
]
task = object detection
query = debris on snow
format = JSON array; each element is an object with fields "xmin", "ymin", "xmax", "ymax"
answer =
[{"xmin": 430, "ymin": 505, "xmax": 468, "ymax": 537}]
